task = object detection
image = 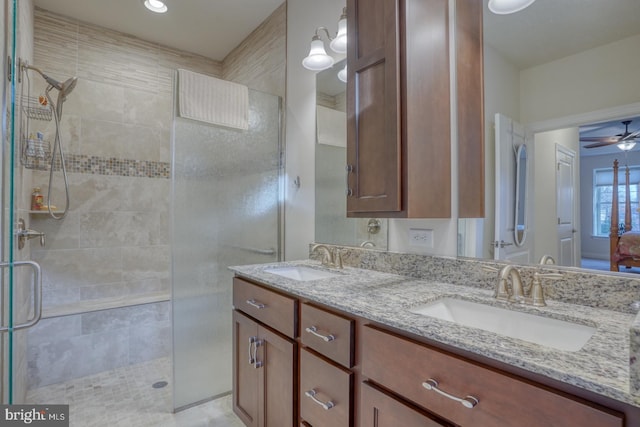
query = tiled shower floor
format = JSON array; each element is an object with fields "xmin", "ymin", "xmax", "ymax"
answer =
[{"xmin": 26, "ymin": 357, "xmax": 244, "ymax": 427}]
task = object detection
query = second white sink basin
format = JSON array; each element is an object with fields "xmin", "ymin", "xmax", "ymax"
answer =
[
  {"xmin": 409, "ymin": 297, "xmax": 595, "ymax": 352},
  {"xmin": 264, "ymin": 266, "xmax": 340, "ymax": 281}
]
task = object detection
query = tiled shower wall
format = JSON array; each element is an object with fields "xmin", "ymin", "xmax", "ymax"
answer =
[{"xmin": 25, "ymin": 4, "xmax": 285, "ymax": 389}]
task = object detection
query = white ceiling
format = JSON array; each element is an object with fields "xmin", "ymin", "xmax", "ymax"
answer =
[
  {"xmin": 483, "ymin": 0, "xmax": 640, "ymax": 70},
  {"xmin": 33, "ymin": 0, "xmax": 284, "ymax": 61}
]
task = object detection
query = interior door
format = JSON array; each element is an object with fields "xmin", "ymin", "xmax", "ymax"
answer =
[
  {"xmin": 556, "ymin": 146, "xmax": 577, "ymax": 266},
  {"xmin": 494, "ymin": 113, "xmax": 531, "ymax": 262}
]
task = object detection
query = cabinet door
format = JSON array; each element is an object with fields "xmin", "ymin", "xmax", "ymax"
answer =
[
  {"xmin": 360, "ymin": 382, "xmax": 450, "ymax": 427},
  {"xmin": 258, "ymin": 325, "xmax": 296, "ymax": 427},
  {"xmin": 346, "ymin": 0, "xmax": 402, "ymax": 215},
  {"xmin": 233, "ymin": 310, "xmax": 260, "ymax": 427}
]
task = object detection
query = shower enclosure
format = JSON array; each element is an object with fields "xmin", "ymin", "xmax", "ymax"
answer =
[
  {"xmin": 172, "ymin": 88, "xmax": 283, "ymax": 409},
  {"xmin": 1, "ymin": 0, "xmax": 284, "ymax": 415}
]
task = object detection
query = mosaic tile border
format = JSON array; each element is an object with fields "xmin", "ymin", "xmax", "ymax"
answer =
[{"xmin": 47, "ymin": 153, "xmax": 171, "ymax": 179}]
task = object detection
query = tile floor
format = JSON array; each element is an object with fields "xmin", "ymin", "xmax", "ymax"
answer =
[{"xmin": 26, "ymin": 357, "xmax": 244, "ymax": 427}]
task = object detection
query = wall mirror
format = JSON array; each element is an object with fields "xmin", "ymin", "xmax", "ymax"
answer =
[
  {"xmin": 458, "ymin": 0, "xmax": 640, "ymax": 275},
  {"xmin": 314, "ymin": 59, "xmax": 388, "ymax": 249},
  {"xmin": 514, "ymin": 144, "xmax": 527, "ymax": 246}
]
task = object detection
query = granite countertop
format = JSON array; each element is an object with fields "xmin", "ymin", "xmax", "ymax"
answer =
[{"xmin": 230, "ymin": 259, "xmax": 640, "ymax": 408}]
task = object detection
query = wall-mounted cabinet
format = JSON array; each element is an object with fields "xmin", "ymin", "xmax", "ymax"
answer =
[{"xmin": 346, "ymin": 0, "xmax": 483, "ymax": 218}]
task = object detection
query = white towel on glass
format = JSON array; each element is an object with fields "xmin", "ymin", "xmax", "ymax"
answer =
[{"xmin": 178, "ymin": 69, "xmax": 249, "ymax": 130}]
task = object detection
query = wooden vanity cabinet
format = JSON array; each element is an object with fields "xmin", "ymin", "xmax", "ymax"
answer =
[
  {"xmin": 232, "ymin": 276, "xmax": 636, "ymax": 427},
  {"xmin": 346, "ymin": 0, "xmax": 451, "ymax": 218},
  {"xmin": 232, "ymin": 278, "xmax": 297, "ymax": 427},
  {"xmin": 361, "ymin": 325, "xmax": 624, "ymax": 427}
]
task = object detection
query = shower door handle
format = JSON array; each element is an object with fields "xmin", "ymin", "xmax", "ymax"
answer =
[{"xmin": 0, "ymin": 260, "xmax": 43, "ymax": 332}]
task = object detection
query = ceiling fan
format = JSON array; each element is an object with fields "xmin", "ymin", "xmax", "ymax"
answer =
[{"xmin": 582, "ymin": 120, "xmax": 640, "ymax": 149}]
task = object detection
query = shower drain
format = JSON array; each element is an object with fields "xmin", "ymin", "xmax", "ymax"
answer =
[{"xmin": 152, "ymin": 381, "xmax": 168, "ymax": 389}]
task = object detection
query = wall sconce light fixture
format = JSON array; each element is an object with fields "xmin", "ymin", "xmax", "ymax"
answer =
[
  {"xmin": 337, "ymin": 64, "xmax": 347, "ymax": 83},
  {"xmin": 302, "ymin": 7, "xmax": 347, "ymax": 71}
]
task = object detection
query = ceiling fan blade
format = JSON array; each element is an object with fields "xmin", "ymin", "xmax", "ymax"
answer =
[
  {"xmin": 583, "ymin": 141, "xmax": 618, "ymax": 149},
  {"xmin": 580, "ymin": 136, "xmax": 620, "ymax": 143},
  {"xmin": 618, "ymin": 129, "xmax": 640, "ymax": 142}
]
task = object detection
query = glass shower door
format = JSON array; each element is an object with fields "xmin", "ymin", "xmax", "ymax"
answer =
[
  {"xmin": 1, "ymin": 0, "xmax": 44, "ymax": 406},
  {"xmin": 1, "ymin": 0, "xmax": 18, "ymax": 404},
  {"xmin": 171, "ymin": 88, "xmax": 282, "ymax": 409}
]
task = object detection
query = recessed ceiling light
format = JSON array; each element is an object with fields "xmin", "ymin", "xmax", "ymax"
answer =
[
  {"xmin": 143, "ymin": 0, "xmax": 168, "ymax": 14},
  {"xmin": 488, "ymin": 0, "xmax": 536, "ymax": 15}
]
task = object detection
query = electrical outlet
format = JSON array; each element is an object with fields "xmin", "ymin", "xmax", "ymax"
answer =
[{"xmin": 408, "ymin": 228, "xmax": 433, "ymax": 248}]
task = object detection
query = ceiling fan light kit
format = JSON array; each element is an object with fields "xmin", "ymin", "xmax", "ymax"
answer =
[{"xmin": 581, "ymin": 120, "xmax": 640, "ymax": 151}]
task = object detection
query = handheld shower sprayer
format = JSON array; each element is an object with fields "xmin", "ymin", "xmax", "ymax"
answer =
[{"xmin": 21, "ymin": 60, "xmax": 78, "ymax": 220}]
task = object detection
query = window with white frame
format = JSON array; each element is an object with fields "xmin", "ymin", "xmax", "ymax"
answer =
[{"xmin": 593, "ymin": 165, "xmax": 640, "ymax": 237}]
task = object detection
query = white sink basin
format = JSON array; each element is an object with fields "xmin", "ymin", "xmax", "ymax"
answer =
[
  {"xmin": 409, "ymin": 297, "xmax": 595, "ymax": 352},
  {"xmin": 264, "ymin": 266, "xmax": 340, "ymax": 281}
]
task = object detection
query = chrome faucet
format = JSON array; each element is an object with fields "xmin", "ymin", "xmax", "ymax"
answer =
[
  {"xmin": 495, "ymin": 265, "xmax": 525, "ymax": 302},
  {"xmin": 311, "ymin": 244, "xmax": 343, "ymax": 269},
  {"xmin": 494, "ymin": 264, "xmax": 563, "ymax": 306}
]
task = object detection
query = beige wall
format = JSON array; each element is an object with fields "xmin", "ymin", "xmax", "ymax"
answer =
[
  {"xmin": 223, "ymin": 3, "xmax": 286, "ymax": 98},
  {"xmin": 520, "ymin": 34, "xmax": 640, "ymax": 125}
]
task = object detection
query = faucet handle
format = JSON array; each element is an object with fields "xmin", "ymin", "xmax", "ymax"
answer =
[
  {"xmin": 529, "ymin": 272, "xmax": 562, "ymax": 307},
  {"xmin": 481, "ymin": 265, "xmax": 500, "ymax": 274},
  {"xmin": 334, "ymin": 249, "xmax": 343, "ymax": 269},
  {"xmin": 535, "ymin": 272, "xmax": 563, "ymax": 280}
]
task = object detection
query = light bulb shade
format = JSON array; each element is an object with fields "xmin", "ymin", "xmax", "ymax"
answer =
[
  {"xmin": 337, "ymin": 65, "xmax": 347, "ymax": 83},
  {"xmin": 488, "ymin": 0, "xmax": 536, "ymax": 14},
  {"xmin": 330, "ymin": 18, "xmax": 347, "ymax": 54},
  {"xmin": 617, "ymin": 141, "xmax": 637, "ymax": 151},
  {"xmin": 143, "ymin": 0, "xmax": 167, "ymax": 13},
  {"xmin": 302, "ymin": 38, "xmax": 335, "ymax": 71}
]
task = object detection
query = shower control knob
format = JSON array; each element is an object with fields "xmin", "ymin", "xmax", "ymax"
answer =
[{"xmin": 16, "ymin": 218, "xmax": 46, "ymax": 250}]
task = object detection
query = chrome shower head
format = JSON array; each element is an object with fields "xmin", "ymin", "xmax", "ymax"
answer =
[
  {"xmin": 23, "ymin": 62, "xmax": 77, "ymax": 101},
  {"xmin": 58, "ymin": 77, "xmax": 78, "ymax": 101}
]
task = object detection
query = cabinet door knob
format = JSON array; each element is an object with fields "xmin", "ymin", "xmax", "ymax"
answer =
[
  {"xmin": 304, "ymin": 389, "xmax": 335, "ymax": 410},
  {"xmin": 305, "ymin": 325, "xmax": 335, "ymax": 342},
  {"xmin": 422, "ymin": 378, "xmax": 479, "ymax": 409}
]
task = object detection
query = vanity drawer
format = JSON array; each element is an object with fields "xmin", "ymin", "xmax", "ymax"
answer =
[
  {"xmin": 232, "ymin": 277, "xmax": 297, "ymax": 339},
  {"xmin": 300, "ymin": 348, "xmax": 353, "ymax": 427},
  {"xmin": 360, "ymin": 381, "xmax": 452, "ymax": 427},
  {"xmin": 301, "ymin": 303, "xmax": 354, "ymax": 368},
  {"xmin": 361, "ymin": 325, "xmax": 623, "ymax": 427}
]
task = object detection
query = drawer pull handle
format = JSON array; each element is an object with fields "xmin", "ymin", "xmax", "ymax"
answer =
[
  {"xmin": 305, "ymin": 389, "xmax": 335, "ymax": 410},
  {"xmin": 305, "ymin": 326, "xmax": 335, "ymax": 342},
  {"xmin": 246, "ymin": 299, "xmax": 266, "ymax": 309},
  {"xmin": 422, "ymin": 379, "xmax": 479, "ymax": 409}
]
